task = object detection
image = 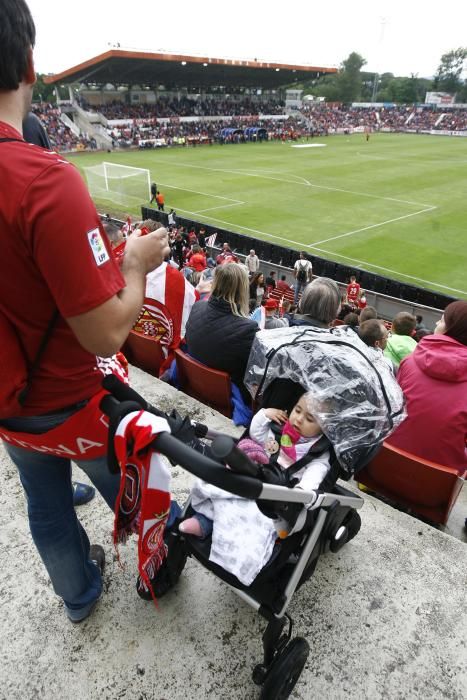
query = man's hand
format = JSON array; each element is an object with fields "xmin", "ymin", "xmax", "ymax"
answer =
[{"xmin": 123, "ymin": 227, "xmax": 170, "ymax": 275}]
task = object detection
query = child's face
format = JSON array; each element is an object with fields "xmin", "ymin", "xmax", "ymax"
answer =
[{"xmin": 289, "ymin": 396, "xmax": 321, "ymax": 438}]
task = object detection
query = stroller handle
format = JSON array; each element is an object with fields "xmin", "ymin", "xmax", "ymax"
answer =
[
  {"xmin": 102, "ymin": 374, "xmax": 209, "ymax": 438},
  {"xmin": 155, "ymin": 432, "xmax": 263, "ymax": 500},
  {"xmin": 100, "ymin": 387, "xmax": 263, "ymax": 500}
]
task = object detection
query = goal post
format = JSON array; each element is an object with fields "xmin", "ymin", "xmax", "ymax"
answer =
[{"xmin": 83, "ymin": 161, "xmax": 151, "ymax": 207}]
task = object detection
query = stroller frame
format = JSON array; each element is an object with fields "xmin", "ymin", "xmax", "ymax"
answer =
[{"xmin": 102, "ymin": 377, "xmax": 364, "ymax": 699}]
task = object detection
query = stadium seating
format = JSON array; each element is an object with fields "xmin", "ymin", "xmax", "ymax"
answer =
[
  {"xmin": 122, "ymin": 331, "xmax": 165, "ymax": 377},
  {"xmin": 174, "ymin": 348, "xmax": 232, "ymax": 418},
  {"xmin": 357, "ymin": 442, "xmax": 464, "ymax": 525}
]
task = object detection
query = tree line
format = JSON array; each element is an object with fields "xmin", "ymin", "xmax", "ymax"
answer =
[{"xmin": 305, "ymin": 49, "xmax": 467, "ymax": 104}]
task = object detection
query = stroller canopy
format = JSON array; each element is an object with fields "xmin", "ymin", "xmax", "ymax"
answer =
[{"xmin": 245, "ymin": 325, "xmax": 406, "ymax": 474}]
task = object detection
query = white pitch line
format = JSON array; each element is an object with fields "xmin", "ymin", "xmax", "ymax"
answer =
[
  {"xmin": 166, "ymin": 206, "xmax": 466, "ymax": 296},
  {"xmin": 158, "ymin": 181, "xmax": 243, "ymax": 204},
  {"xmin": 193, "ymin": 202, "xmax": 244, "ymax": 214},
  {"xmin": 311, "ymin": 246, "xmax": 467, "ymax": 296},
  {"xmin": 313, "ymin": 206, "xmax": 437, "ymax": 246},
  {"xmin": 165, "ymin": 208, "xmax": 306, "ymax": 247},
  {"xmin": 158, "ymin": 160, "xmax": 434, "ymax": 208}
]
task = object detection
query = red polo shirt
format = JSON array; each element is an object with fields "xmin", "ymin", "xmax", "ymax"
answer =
[{"xmin": 0, "ymin": 122, "xmax": 125, "ymax": 415}]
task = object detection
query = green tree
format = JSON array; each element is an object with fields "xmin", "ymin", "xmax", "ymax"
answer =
[
  {"xmin": 335, "ymin": 52, "xmax": 367, "ymax": 103},
  {"xmin": 32, "ymin": 73, "xmax": 55, "ymax": 103},
  {"xmin": 434, "ymin": 48, "xmax": 467, "ymax": 95}
]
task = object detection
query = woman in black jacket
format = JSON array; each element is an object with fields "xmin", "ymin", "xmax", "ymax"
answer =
[{"xmin": 185, "ymin": 263, "xmax": 257, "ymax": 401}]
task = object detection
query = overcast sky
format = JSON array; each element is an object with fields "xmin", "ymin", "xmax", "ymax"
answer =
[{"xmin": 28, "ymin": 0, "xmax": 467, "ymax": 80}]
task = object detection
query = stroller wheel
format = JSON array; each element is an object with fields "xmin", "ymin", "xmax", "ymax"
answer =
[{"xmin": 259, "ymin": 637, "xmax": 310, "ymax": 700}]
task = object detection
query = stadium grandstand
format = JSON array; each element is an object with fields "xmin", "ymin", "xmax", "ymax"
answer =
[{"xmin": 39, "ymin": 49, "xmax": 467, "ymax": 152}]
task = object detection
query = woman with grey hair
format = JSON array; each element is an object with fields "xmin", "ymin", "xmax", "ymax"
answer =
[{"xmin": 289, "ymin": 277, "xmax": 341, "ymax": 328}]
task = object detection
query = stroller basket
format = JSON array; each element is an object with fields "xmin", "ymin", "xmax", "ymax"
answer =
[{"xmin": 101, "ymin": 375, "xmax": 364, "ymax": 700}]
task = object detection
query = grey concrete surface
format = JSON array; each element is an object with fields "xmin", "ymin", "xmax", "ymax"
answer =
[{"xmin": 1, "ymin": 366, "xmax": 466, "ymax": 700}]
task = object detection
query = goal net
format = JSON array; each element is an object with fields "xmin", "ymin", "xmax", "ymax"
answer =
[{"xmin": 83, "ymin": 162, "xmax": 151, "ymax": 207}]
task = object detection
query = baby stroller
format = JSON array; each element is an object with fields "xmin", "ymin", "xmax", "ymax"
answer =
[{"xmin": 101, "ymin": 375, "xmax": 370, "ymax": 700}]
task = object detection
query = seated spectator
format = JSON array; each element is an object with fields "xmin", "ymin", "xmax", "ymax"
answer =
[
  {"xmin": 343, "ymin": 312, "xmax": 359, "ymax": 329},
  {"xmin": 249, "ymin": 272, "xmax": 266, "ymax": 307},
  {"xmin": 184, "ymin": 263, "xmax": 257, "ymax": 401},
  {"xmin": 359, "ymin": 319, "xmax": 389, "ymax": 351},
  {"xmin": 359, "ymin": 319, "xmax": 393, "ymax": 372},
  {"xmin": 384, "ymin": 312, "xmax": 417, "ymax": 369},
  {"xmin": 337, "ymin": 302, "xmax": 353, "ymax": 321},
  {"xmin": 386, "ymin": 301, "xmax": 467, "ymax": 476},
  {"xmin": 276, "ymin": 275, "xmax": 291, "ymax": 293},
  {"xmin": 357, "ymin": 290, "xmax": 368, "ymax": 310},
  {"xmin": 264, "ymin": 298, "xmax": 289, "ymax": 329},
  {"xmin": 187, "ymin": 245, "xmax": 207, "ymax": 272},
  {"xmin": 216, "ymin": 242, "xmax": 238, "ymax": 265},
  {"xmin": 359, "ymin": 306, "xmax": 377, "ymax": 323},
  {"xmin": 289, "ymin": 278, "xmax": 341, "ymax": 329}
]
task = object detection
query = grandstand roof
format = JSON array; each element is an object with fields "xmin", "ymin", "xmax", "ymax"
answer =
[{"xmin": 43, "ymin": 49, "xmax": 336, "ymax": 89}]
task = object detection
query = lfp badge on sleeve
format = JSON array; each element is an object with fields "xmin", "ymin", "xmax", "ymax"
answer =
[{"xmin": 87, "ymin": 228, "xmax": 110, "ymax": 266}]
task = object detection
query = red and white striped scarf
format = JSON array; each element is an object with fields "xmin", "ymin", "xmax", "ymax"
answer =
[
  {"xmin": 113, "ymin": 410, "xmax": 172, "ymax": 601},
  {"xmin": 133, "ymin": 262, "xmax": 196, "ymax": 374}
]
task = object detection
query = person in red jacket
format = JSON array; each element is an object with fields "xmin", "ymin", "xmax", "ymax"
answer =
[
  {"xmin": 386, "ymin": 300, "xmax": 467, "ymax": 477},
  {"xmin": 187, "ymin": 245, "xmax": 207, "ymax": 273}
]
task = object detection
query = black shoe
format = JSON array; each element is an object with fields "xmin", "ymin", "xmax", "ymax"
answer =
[{"xmin": 89, "ymin": 544, "xmax": 105, "ymax": 575}]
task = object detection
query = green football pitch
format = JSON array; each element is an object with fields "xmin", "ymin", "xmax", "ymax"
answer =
[{"xmin": 68, "ymin": 133, "xmax": 467, "ymax": 299}]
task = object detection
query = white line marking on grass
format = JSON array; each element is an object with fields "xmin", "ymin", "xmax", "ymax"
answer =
[
  {"xmin": 167, "ymin": 206, "xmax": 465, "ymax": 295},
  {"xmin": 313, "ymin": 206, "xmax": 437, "ymax": 245},
  {"xmin": 311, "ymin": 246, "xmax": 467, "ymax": 296},
  {"xmin": 291, "ymin": 143, "xmax": 327, "ymax": 148},
  {"xmin": 159, "ymin": 181, "xmax": 243, "ymax": 204},
  {"xmin": 159, "ymin": 161, "xmax": 433, "ymax": 208},
  {"xmin": 168, "ymin": 208, "xmax": 306, "ymax": 247},
  {"xmin": 193, "ymin": 202, "xmax": 244, "ymax": 214}
]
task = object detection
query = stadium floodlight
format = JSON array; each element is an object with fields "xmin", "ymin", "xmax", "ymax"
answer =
[{"xmin": 83, "ymin": 161, "xmax": 151, "ymax": 207}]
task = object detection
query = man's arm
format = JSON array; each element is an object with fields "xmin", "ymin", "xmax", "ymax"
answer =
[{"xmin": 67, "ymin": 228, "xmax": 170, "ymax": 356}]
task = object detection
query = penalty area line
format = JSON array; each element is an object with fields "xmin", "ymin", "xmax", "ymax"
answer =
[{"xmin": 313, "ymin": 206, "xmax": 437, "ymax": 246}]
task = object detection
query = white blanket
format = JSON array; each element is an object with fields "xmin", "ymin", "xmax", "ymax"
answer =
[{"xmin": 190, "ymin": 479, "xmax": 278, "ymax": 586}]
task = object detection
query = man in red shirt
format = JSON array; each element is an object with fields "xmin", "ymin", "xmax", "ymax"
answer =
[
  {"xmin": 346, "ymin": 275, "xmax": 361, "ymax": 307},
  {"xmin": 0, "ymin": 0, "xmax": 170, "ymax": 624}
]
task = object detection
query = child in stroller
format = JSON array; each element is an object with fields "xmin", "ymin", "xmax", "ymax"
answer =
[
  {"xmin": 179, "ymin": 391, "xmax": 332, "ymax": 584},
  {"xmin": 101, "ymin": 375, "xmax": 367, "ymax": 700}
]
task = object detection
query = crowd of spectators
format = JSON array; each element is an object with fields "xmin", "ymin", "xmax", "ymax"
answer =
[
  {"xmin": 31, "ymin": 103, "xmax": 96, "ymax": 151},
  {"xmin": 86, "ymin": 96, "xmax": 285, "ymax": 120},
  {"xmin": 30, "ymin": 101, "xmax": 467, "ymax": 153},
  {"xmin": 301, "ymin": 104, "xmax": 467, "ymax": 133},
  {"xmin": 113, "ymin": 214, "xmax": 466, "ymax": 530}
]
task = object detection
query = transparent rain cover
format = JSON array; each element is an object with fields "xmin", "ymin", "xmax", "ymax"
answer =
[{"xmin": 245, "ymin": 325, "xmax": 406, "ymax": 474}]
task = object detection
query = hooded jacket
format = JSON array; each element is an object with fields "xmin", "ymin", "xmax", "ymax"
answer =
[{"xmin": 387, "ymin": 334, "xmax": 467, "ymax": 474}]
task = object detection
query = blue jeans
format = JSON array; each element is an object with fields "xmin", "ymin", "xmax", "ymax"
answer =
[
  {"xmin": 2, "ymin": 407, "xmax": 121, "ymax": 617},
  {"xmin": 294, "ymin": 280, "xmax": 306, "ymax": 304}
]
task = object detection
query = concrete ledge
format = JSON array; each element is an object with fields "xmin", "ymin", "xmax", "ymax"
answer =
[{"xmin": 1, "ymin": 366, "xmax": 466, "ymax": 699}]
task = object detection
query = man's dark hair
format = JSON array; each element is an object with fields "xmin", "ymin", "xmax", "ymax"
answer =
[
  {"xmin": 0, "ymin": 0, "xmax": 36, "ymax": 90},
  {"xmin": 359, "ymin": 319, "xmax": 386, "ymax": 347},
  {"xmin": 280, "ymin": 275, "xmax": 286, "ymax": 281},
  {"xmin": 392, "ymin": 311, "xmax": 416, "ymax": 336}
]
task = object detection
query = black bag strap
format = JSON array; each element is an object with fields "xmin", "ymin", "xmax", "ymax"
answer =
[
  {"xmin": 0, "ymin": 137, "xmax": 24, "ymax": 143},
  {"xmin": 17, "ymin": 309, "xmax": 60, "ymax": 406}
]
